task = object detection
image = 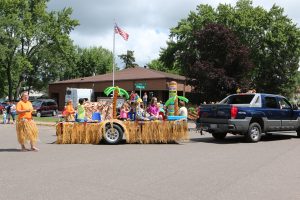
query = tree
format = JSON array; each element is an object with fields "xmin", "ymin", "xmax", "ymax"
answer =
[
  {"xmin": 118, "ymin": 50, "xmax": 137, "ymax": 68},
  {"xmin": 189, "ymin": 23, "xmax": 253, "ymax": 100},
  {"xmin": 160, "ymin": 0, "xmax": 300, "ymax": 98},
  {"xmin": 165, "ymin": 95, "xmax": 189, "ymax": 115},
  {"xmin": 0, "ymin": 0, "xmax": 79, "ymax": 100},
  {"xmin": 75, "ymin": 47, "xmax": 114, "ymax": 77},
  {"xmin": 104, "ymin": 86, "xmax": 129, "ymax": 119},
  {"xmin": 147, "ymin": 59, "xmax": 180, "ymax": 74}
]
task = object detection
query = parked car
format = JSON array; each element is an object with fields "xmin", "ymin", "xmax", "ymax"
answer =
[
  {"xmin": 32, "ymin": 99, "xmax": 58, "ymax": 117},
  {"xmin": 197, "ymin": 93, "xmax": 300, "ymax": 142}
]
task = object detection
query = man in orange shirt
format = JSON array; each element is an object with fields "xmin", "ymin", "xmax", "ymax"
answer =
[{"xmin": 16, "ymin": 92, "xmax": 39, "ymax": 152}]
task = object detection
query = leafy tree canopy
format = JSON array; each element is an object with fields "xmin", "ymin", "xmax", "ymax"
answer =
[
  {"xmin": 160, "ymin": 0, "xmax": 300, "ymax": 99},
  {"xmin": 118, "ymin": 50, "xmax": 138, "ymax": 68},
  {"xmin": 147, "ymin": 59, "xmax": 180, "ymax": 74},
  {"xmin": 74, "ymin": 46, "xmax": 114, "ymax": 78},
  {"xmin": 189, "ymin": 23, "xmax": 253, "ymax": 100},
  {"xmin": 0, "ymin": 0, "xmax": 79, "ymax": 100}
]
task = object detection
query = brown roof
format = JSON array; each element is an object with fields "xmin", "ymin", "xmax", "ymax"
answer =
[{"xmin": 50, "ymin": 67, "xmax": 186, "ymax": 84}]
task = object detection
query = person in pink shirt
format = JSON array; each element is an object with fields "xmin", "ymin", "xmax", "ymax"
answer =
[
  {"xmin": 147, "ymin": 97, "xmax": 162, "ymax": 120},
  {"xmin": 119, "ymin": 102, "xmax": 130, "ymax": 120}
]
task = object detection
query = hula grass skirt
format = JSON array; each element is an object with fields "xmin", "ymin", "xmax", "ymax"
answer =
[
  {"xmin": 56, "ymin": 122, "xmax": 103, "ymax": 144},
  {"xmin": 16, "ymin": 119, "xmax": 39, "ymax": 144},
  {"xmin": 123, "ymin": 120, "xmax": 188, "ymax": 144},
  {"xmin": 56, "ymin": 120, "xmax": 188, "ymax": 144}
]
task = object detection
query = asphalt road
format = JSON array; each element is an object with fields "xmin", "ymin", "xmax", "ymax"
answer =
[{"xmin": 0, "ymin": 123, "xmax": 299, "ymax": 200}]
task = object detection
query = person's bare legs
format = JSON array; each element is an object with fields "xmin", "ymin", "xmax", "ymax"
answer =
[
  {"xmin": 30, "ymin": 142, "xmax": 39, "ymax": 151},
  {"xmin": 21, "ymin": 144, "xmax": 28, "ymax": 152}
]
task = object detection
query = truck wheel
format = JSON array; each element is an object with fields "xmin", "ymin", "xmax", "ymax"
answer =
[
  {"xmin": 246, "ymin": 122, "xmax": 262, "ymax": 142},
  {"xmin": 296, "ymin": 129, "xmax": 300, "ymax": 138},
  {"xmin": 103, "ymin": 124, "xmax": 123, "ymax": 144},
  {"xmin": 36, "ymin": 112, "xmax": 41, "ymax": 118},
  {"xmin": 212, "ymin": 132, "xmax": 227, "ymax": 140}
]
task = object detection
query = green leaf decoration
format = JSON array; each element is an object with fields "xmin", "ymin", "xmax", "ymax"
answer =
[
  {"xmin": 165, "ymin": 95, "xmax": 189, "ymax": 106},
  {"xmin": 104, "ymin": 87, "xmax": 115, "ymax": 96},
  {"xmin": 119, "ymin": 88, "xmax": 129, "ymax": 99},
  {"xmin": 165, "ymin": 96, "xmax": 176, "ymax": 106},
  {"xmin": 104, "ymin": 86, "xmax": 129, "ymax": 99},
  {"xmin": 178, "ymin": 96, "xmax": 189, "ymax": 103}
]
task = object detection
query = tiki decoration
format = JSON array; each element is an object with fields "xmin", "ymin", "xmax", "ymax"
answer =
[
  {"xmin": 104, "ymin": 86, "xmax": 129, "ymax": 119},
  {"xmin": 165, "ymin": 95, "xmax": 189, "ymax": 116},
  {"xmin": 167, "ymin": 81, "xmax": 178, "ymax": 116}
]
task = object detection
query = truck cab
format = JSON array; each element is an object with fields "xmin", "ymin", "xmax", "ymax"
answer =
[{"xmin": 198, "ymin": 93, "xmax": 300, "ymax": 142}]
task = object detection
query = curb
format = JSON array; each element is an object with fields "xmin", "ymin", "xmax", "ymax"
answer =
[{"xmin": 36, "ymin": 122, "xmax": 56, "ymax": 127}]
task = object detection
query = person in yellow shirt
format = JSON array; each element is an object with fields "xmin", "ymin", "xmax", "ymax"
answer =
[{"xmin": 16, "ymin": 92, "xmax": 39, "ymax": 152}]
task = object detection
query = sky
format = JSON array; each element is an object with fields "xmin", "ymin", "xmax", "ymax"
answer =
[{"xmin": 47, "ymin": 0, "xmax": 300, "ymax": 68}]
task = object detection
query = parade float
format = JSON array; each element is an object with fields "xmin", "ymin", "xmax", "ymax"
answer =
[{"xmin": 55, "ymin": 83, "xmax": 189, "ymax": 145}]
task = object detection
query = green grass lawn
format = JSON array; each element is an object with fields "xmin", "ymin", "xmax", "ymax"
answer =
[{"xmin": 32, "ymin": 116, "xmax": 59, "ymax": 123}]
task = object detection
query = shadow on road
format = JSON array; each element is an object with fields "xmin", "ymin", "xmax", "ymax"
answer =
[
  {"xmin": 190, "ymin": 134, "xmax": 297, "ymax": 144},
  {"xmin": 260, "ymin": 134, "xmax": 298, "ymax": 142},
  {"xmin": 98, "ymin": 139, "xmax": 183, "ymax": 145},
  {"xmin": 0, "ymin": 148, "xmax": 22, "ymax": 152}
]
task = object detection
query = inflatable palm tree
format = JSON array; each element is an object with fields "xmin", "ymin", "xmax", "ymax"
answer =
[
  {"xmin": 104, "ymin": 86, "xmax": 129, "ymax": 119},
  {"xmin": 165, "ymin": 95, "xmax": 189, "ymax": 116}
]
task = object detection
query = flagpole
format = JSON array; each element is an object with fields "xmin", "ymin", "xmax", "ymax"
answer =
[{"xmin": 112, "ymin": 23, "xmax": 116, "ymax": 87}]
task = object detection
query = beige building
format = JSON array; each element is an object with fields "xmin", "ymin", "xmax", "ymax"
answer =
[{"xmin": 49, "ymin": 67, "xmax": 193, "ymax": 110}]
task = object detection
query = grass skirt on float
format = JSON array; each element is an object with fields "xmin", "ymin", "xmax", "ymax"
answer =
[{"xmin": 16, "ymin": 118, "xmax": 39, "ymax": 145}]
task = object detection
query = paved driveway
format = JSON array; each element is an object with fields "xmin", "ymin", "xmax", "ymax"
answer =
[{"xmin": 0, "ymin": 124, "xmax": 299, "ymax": 200}]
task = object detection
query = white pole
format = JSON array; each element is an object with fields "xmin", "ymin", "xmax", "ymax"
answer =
[
  {"xmin": 112, "ymin": 22, "xmax": 116, "ymax": 87},
  {"xmin": 140, "ymin": 88, "xmax": 141, "ymax": 98}
]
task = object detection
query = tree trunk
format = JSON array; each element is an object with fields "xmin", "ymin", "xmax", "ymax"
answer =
[
  {"xmin": 14, "ymin": 75, "xmax": 24, "ymax": 100},
  {"xmin": 112, "ymin": 87, "xmax": 119, "ymax": 119},
  {"xmin": 6, "ymin": 64, "xmax": 12, "ymax": 101},
  {"xmin": 174, "ymin": 97, "xmax": 179, "ymax": 115}
]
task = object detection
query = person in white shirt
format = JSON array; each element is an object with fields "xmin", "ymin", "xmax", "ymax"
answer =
[{"xmin": 179, "ymin": 101, "xmax": 188, "ymax": 118}]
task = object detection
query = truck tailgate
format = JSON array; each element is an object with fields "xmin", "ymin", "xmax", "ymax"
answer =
[{"xmin": 200, "ymin": 104, "xmax": 231, "ymax": 119}]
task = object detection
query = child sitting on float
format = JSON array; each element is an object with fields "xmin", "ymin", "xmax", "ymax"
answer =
[
  {"xmin": 147, "ymin": 97, "xmax": 162, "ymax": 120},
  {"xmin": 76, "ymin": 98, "xmax": 86, "ymax": 122},
  {"xmin": 119, "ymin": 102, "xmax": 130, "ymax": 120},
  {"xmin": 136, "ymin": 98, "xmax": 149, "ymax": 121},
  {"xmin": 157, "ymin": 102, "xmax": 166, "ymax": 120},
  {"xmin": 64, "ymin": 99, "xmax": 75, "ymax": 121}
]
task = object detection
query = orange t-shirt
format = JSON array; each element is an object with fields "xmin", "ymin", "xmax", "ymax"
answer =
[
  {"xmin": 16, "ymin": 100, "xmax": 33, "ymax": 120},
  {"xmin": 66, "ymin": 104, "xmax": 75, "ymax": 114}
]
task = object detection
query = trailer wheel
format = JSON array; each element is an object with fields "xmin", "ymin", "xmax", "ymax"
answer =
[
  {"xmin": 103, "ymin": 124, "xmax": 123, "ymax": 144},
  {"xmin": 212, "ymin": 132, "xmax": 227, "ymax": 140},
  {"xmin": 246, "ymin": 122, "xmax": 262, "ymax": 142}
]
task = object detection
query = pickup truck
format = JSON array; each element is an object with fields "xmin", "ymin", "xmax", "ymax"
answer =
[{"xmin": 198, "ymin": 93, "xmax": 300, "ymax": 142}]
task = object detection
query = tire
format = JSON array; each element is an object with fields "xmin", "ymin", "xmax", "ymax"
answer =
[
  {"xmin": 103, "ymin": 124, "xmax": 123, "ymax": 144},
  {"xmin": 52, "ymin": 110, "xmax": 57, "ymax": 116},
  {"xmin": 296, "ymin": 129, "xmax": 300, "ymax": 138},
  {"xmin": 212, "ymin": 132, "xmax": 227, "ymax": 140},
  {"xmin": 36, "ymin": 112, "xmax": 42, "ymax": 118},
  {"xmin": 246, "ymin": 122, "xmax": 262, "ymax": 142}
]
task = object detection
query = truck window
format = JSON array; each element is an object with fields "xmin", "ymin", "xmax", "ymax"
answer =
[
  {"xmin": 221, "ymin": 94, "xmax": 255, "ymax": 104},
  {"xmin": 278, "ymin": 98, "xmax": 291, "ymax": 109},
  {"xmin": 265, "ymin": 97, "xmax": 278, "ymax": 109}
]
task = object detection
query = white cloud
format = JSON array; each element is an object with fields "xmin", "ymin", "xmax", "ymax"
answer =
[{"xmin": 49, "ymin": 0, "xmax": 300, "ymax": 67}]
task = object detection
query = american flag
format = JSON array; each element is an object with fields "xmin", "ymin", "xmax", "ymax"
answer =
[{"xmin": 114, "ymin": 24, "xmax": 129, "ymax": 41}]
